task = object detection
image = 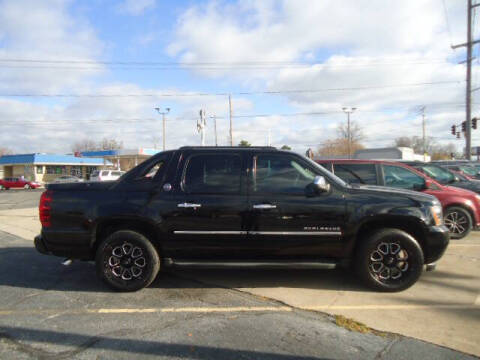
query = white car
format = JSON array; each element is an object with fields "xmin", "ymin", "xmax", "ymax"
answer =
[
  {"xmin": 90, "ymin": 170, "xmax": 125, "ymax": 182},
  {"xmin": 52, "ymin": 175, "xmax": 84, "ymax": 183}
]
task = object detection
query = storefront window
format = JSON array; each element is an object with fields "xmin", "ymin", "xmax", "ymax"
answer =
[
  {"xmin": 46, "ymin": 166, "xmax": 66, "ymax": 175},
  {"xmin": 36, "ymin": 166, "xmax": 44, "ymax": 174},
  {"xmin": 71, "ymin": 166, "xmax": 82, "ymax": 177}
]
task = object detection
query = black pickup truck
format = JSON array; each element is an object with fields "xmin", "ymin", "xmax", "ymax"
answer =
[{"xmin": 35, "ymin": 146, "xmax": 449, "ymax": 292}]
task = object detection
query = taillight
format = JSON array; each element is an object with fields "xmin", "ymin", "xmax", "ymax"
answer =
[{"xmin": 39, "ymin": 190, "xmax": 53, "ymax": 227}]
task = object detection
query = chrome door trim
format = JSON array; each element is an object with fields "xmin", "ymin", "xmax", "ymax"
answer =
[
  {"xmin": 177, "ymin": 203, "xmax": 202, "ymax": 209},
  {"xmin": 249, "ymin": 231, "xmax": 342, "ymax": 236},
  {"xmin": 173, "ymin": 230, "xmax": 248, "ymax": 235},
  {"xmin": 173, "ymin": 230, "xmax": 341, "ymax": 236},
  {"xmin": 253, "ymin": 204, "xmax": 277, "ymax": 210}
]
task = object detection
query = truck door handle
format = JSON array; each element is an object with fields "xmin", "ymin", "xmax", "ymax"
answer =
[
  {"xmin": 253, "ymin": 204, "xmax": 277, "ymax": 210},
  {"xmin": 177, "ymin": 203, "xmax": 202, "ymax": 209}
]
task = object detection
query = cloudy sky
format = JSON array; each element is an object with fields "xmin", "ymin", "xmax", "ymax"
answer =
[{"xmin": 0, "ymin": 0, "xmax": 478, "ymax": 154}]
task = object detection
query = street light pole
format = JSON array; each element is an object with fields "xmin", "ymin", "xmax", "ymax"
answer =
[
  {"xmin": 154, "ymin": 107, "xmax": 170, "ymax": 151},
  {"xmin": 342, "ymin": 107, "xmax": 357, "ymax": 159},
  {"xmin": 210, "ymin": 115, "xmax": 218, "ymax": 146}
]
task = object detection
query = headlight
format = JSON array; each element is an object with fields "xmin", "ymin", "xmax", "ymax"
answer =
[{"xmin": 430, "ymin": 204, "xmax": 443, "ymax": 226}]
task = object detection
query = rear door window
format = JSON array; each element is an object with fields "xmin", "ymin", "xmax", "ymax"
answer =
[
  {"xmin": 333, "ymin": 163, "xmax": 378, "ymax": 185},
  {"xmin": 183, "ymin": 154, "xmax": 242, "ymax": 194}
]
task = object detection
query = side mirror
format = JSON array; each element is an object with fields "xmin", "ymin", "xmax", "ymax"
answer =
[
  {"xmin": 313, "ymin": 175, "xmax": 331, "ymax": 193},
  {"xmin": 424, "ymin": 179, "xmax": 432, "ymax": 189}
]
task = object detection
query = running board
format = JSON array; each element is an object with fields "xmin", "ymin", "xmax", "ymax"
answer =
[{"xmin": 163, "ymin": 259, "xmax": 337, "ymax": 269}]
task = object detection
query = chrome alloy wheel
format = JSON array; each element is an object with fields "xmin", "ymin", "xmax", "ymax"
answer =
[
  {"xmin": 107, "ymin": 242, "xmax": 147, "ymax": 281},
  {"xmin": 444, "ymin": 211, "xmax": 468, "ymax": 235},
  {"xmin": 369, "ymin": 242, "xmax": 409, "ymax": 282}
]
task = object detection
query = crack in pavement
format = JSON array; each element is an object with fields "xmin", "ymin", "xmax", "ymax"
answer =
[{"xmin": 375, "ymin": 338, "xmax": 400, "ymax": 359}]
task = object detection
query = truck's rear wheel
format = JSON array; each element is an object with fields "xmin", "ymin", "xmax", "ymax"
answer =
[
  {"xmin": 95, "ymin": 230, "xmax": 160, "ymax": 292},
  {"xmin": 355, "ymin": 228, "xmax": 424, "ymax": 292},
  {"xmin": 444, "ymin": 206, "xmax": 472, "ymax": 239}
]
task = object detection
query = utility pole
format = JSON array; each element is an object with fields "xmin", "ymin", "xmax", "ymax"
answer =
[
  {"xmin": 420, "ymin": 106, "xmax": 427, "ymax": 161},
  {"xmin": 197, "ymin": 109, "xmax": 207, "ymax": 146},
  {"xmin": 154, "ymin": 107, "xmax": 170, "ymax": 151},
  {"xmin": 452, "ymin": 0, "xmax": 480, "ymax": 159},
  {"xmin": 210, "ymin": 115, "xmax": 218, "ymax": 146},
  {"xmin": 342, "ymin": 107, "xmax": 357, "ymax": 159},
  {"xmin": 229, "ymin": 94, "xmax": 233, "ymax": 146}
]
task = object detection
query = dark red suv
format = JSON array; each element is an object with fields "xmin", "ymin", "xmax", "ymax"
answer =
[
  {"xmin": 317, "ymin": 159, "xmax": 480, "ymax": 239},
  {"xmin": 0, "ymin": 177, "xmax": 41, "ymax": 190}
]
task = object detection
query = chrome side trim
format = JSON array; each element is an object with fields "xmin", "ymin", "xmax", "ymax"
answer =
[
  {"xmin": 173, "ymin": 230, "xmax": 341, "ymax": 236},
  {"xmin": 173, "ymin": 231, "xmax": 248, "ymax": 235},
  {"xmin": 249, "ymin": 231, "xmax": 342, "ymax": 236},
  {"xmin": 168, "ymin": 260, "xmax": 337, "ymax": 269}
]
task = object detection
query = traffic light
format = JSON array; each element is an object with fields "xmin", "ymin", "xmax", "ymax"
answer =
[
  {"xmin": 462, "ymin": 121, "xmax": 466, "ymax": 132},
  {"xmin": 451, "ymin": 125, "xmax": 456, "ymax": 135},
  {"xmin": 473, "ymin": 117, "xmax": 478, "ymax": 130}
]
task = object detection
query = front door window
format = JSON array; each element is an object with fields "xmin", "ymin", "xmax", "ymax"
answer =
[{"xmin": 254, "ymin": 155, "xmax": 315, "ymax": 195}]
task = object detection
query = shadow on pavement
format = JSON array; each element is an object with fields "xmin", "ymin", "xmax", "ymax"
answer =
[
  {"xmin": 0, "ymin": 325, "xmax": 329, "ymax": 360},
  {"xmin": 0, "ymin": 246, "xmax": 365, "ymax": 292}
]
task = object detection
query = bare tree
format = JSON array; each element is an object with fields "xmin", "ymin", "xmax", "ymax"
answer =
[
  {"xmin": 99, "ymin": 137, "xmax": 123, "ymax": 150},
  {"xmin": 337, "ymin": 120, "xmax": 365, "ymax": 143},
  {"xmin": 317, "ymin": 139, "xmax": 364, "ymax": 157},
  {"xmin": 0, "ymin": 147, "xmax": 13, "ymax": 157},
  {"xmin": 431, "ymin": 143, "xmax": 458, "ymax": 160},
  {"xmin": 393, "ymin": 136, "xmax": 436, "ymax": 154},
  {"xmin": 71, "ymin": 138, "xmax": 123, "ymax": 153}
]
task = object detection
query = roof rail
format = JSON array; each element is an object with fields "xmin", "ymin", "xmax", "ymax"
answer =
[{"xmin": 178, "ymin": 146, "xmax": 277, "ymax": 150}]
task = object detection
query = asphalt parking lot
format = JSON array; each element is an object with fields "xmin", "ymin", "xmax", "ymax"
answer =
[{"xmin": 0, "ymin": 190, "xmax": 478, "ymax": 359}]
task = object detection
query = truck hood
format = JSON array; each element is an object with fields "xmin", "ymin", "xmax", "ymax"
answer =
[
  {"xmin": 46, "ymin": 181, "xmax": 116, "ymax": 191},
  {"xmin": 350, "ymin": 184, "xmax": 437, "ymax": 203}
]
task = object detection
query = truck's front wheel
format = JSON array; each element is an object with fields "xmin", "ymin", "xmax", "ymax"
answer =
[
  {"xmin": 95, "ymin": 230, "xmax": 160, "ymax": 291},
  {"xmin": 355, "ymin": 228, "xmax": 424, "ymax": 292}
]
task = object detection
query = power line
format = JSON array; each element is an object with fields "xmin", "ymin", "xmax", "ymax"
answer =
[
  {"xmin": 0, "ymin": 104, "xmax": 477, "ymax": 126},
  {"xmin": 0, "ymin": 80, "xmax": 465, "ymax": 98},
  {"xmin": 0, "ymin": 58, "xmax": 451, "ymax": 66}
]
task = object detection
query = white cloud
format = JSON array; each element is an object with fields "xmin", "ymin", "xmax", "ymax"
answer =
[
  {"xmin": 118, "ymin": 0, "xmax": 156, "ymax": 16},
  {"xmin": 0, "ymin": 0, "xmax": 104, "ymax": 94},
  {"xmin": 166, "ymin": 0, "xmax": 477, "ymax": 153}
]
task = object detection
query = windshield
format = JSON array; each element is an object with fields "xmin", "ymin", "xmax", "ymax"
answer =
[
  {"xmin": 459, "ymin": 165, "xmax": 478, "ymax": 176},
  {"xmin": 418, "ymin": 165, "xmax": 455, "ymax": 184},
  {"xmin": 303, "ymin": 156, "xmax": 348, "ymax": 187}
]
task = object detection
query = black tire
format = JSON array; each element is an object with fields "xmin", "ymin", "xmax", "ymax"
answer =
[
  {"xmin": 95, "ymin": 230, "xmax": 160, "ymax": 292},
  {"xmin": 444, "ymin": 206, "xmax": 472, "ymax": 240},
  {"xmin": 355, "ymin": 228, "xmax": 424, "ymax": 292}
]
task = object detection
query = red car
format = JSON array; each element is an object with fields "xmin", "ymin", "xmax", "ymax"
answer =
[
  {"xmin": 0, "ymin": 177, "xmax": 41, "ymax": 190},
  {"xmin": 317, "ymin": 159, "xmax": 480, "ymax": 239}
]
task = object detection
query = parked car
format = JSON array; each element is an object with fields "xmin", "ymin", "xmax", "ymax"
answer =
[
  {"xmin": 89, "ymin": 170, "xmax": 125, "ymax": 182},
  {"xmin": 52, "ymin": 175, "xmax": 84, "ymax": 184},
  {"xmin": 443, "ymin": 164, "xmax": 480, "ymax": 180},
  {"xmin": 35, "ymin": 147, "xmax": 449, "ymax": 292},
  {"xmin": 317, "ymin": 159, "xmax": 480, "ymax": 239},
  {"xmin": 0, "ymin": 177, "xmax": 41, "ymax": 190},
  {"xmin": 401, "ymin": 161, "xmax": 480, "ymax": 194}
]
